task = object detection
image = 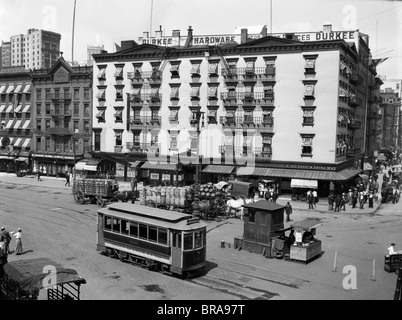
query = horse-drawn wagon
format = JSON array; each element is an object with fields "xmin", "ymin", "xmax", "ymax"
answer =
[{"xmin": 72, "ymin": 177, "xmax": 120, "ymax": 207}]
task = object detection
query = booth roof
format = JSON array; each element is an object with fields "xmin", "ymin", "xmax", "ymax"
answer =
[
  {"xmin": 2, "ymin": 257, "xmax": 86, "ymax": 295},
  {"xmin": 291, "ymin": 218, "xmax": 323, "ymax": 231},
  {"xmin": 243, "ymin": 200, "xmax": 285, "ymax": 211}
]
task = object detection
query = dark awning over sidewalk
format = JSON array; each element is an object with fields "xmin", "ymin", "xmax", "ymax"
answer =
[
  {"xmin": 202, "ymin": 165, "xmax": 235, "ymax": 174},
  {"xmin": 236, "ymin": 166, "xmax": 361, "ymax": 181}
]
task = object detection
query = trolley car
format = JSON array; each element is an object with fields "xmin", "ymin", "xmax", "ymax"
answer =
[{"xmin": 97, "ymin": 203, "xmax": 207, "ymax": 277}]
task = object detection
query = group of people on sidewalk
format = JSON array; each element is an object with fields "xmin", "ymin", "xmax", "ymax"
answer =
[{"xmin": 328, "ymin": 189, "xmax": 375, "ymax": 211}]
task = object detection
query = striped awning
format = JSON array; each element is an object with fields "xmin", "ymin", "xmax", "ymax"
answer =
[
  {"xmin": 0, "ymin": 105, "xmax": 6, "ymax": 112},
  {"xmin": 129, "ymin": 161, "xmax": 142, "ymax": 168},
  {"xmin": 22, "ymin": 120, "xmax": 31, "ymax": 130},
  {"xmin": 0, "ymin": 85, "xmax": 6, "ymax": 94},
  {"xmin": 22, "ymin": 138, "xmax": 31, "ymax": 148},
  {"xmin": 6, "ymin": 105, "xmax": 13, "ymax": 113},
  {"xmin": 13, "ymin": 119, "xmax": 22, "ymax": 129},
  {"xmin": 14, "ymin": 105, "xmax": 22, "ymax": 113},
  {"xmin": 140, "ymin": 161, "xmax": 178, "ymax": 171},
  {"xmin": 236, "ymin": 166, "xmax": 361, "ymax": 181},
  {"xmin": 13, "ymin": 138, "xmax": 23, "ymax": 147},
  {"xmin": 202, "ymin": 165, "xmax": 235, "ymax": 174},
  {"xmin": 23, "ymin": 85, "xmax": 31, "ymax": 93},
  {"xmin": 6, "ymin": 85, "xmax": 14, "ymax": 94},
  {"xmin": 22, "ymin": 105, "xmax": 31, "ymax": 113},
  {"xmin": 5, "ymin": 119, "xmax": 15, "ymax": 129},
  {"xmin": 14, "ymin": 84, "xmax": 22, "ymax": 94}
]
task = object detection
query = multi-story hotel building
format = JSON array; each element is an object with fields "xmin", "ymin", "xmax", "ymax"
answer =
[
  {"xmin": 0, "ymin": 67, "xmax": 32, "ymax": 173},
  {"xmin": 92, "ymin": 25, "xmax": 381, "ymax": 195},
  {"xmin": 3, "ymin": 28, "xmax": 61, "ymax": 70},
  {"xmin": 31, "ymin": 56, "xmax": 92, "ymax": 175}
]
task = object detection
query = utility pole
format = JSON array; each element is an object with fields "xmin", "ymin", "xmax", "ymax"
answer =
[{"xmin": 72, "ymin": 0, "xmax": 77, "ymax": 65}]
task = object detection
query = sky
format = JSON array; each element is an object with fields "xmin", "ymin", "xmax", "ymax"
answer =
[{"xmin": 0, "ymin": 0, "xmax": 401, "ymax": 79}]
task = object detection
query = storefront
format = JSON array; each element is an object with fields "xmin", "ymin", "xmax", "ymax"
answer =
[
  {"xmin": 32, "ymin": 153, "xmax": 80, "ymax": 176},
  {"xmin": 139, "ymin": 161, "xmax": 181, "ymax": 186},
  {"xmin": 201, "ymin": 165, "xmax": 236, "ymax": 183}
]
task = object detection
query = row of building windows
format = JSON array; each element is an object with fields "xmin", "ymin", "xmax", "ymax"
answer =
[
  {"xmin": 35, "ymin": 137, "xmax": 90, "ymax": 153},
  {"xmin": 36, "ymin": 88, "xmax": 91, "ymax": 100}
]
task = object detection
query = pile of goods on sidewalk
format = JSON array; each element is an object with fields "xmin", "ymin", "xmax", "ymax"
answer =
[{"xmin": 138, "ymin": 186, "xmax": 191, "ymax": 208}]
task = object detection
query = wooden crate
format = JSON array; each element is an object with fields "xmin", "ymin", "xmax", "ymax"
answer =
[{"xmin": 384, "ymin": 254, "xmax": 402, "ymax": 272}]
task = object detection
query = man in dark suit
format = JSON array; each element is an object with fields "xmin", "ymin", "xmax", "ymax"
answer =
[{"xmin": 0, "ymin": 227, "xmax": 12, "ymax": 255}]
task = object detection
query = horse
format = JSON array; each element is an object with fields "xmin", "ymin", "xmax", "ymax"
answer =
[{"xmin": 226, "ymin": 196, "xmax": 254, "ymax": 220}]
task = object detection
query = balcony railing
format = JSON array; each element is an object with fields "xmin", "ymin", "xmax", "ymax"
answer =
[
  {"xmin": 50, "ymin": 110, "xmax": 71, "ymax": 117},
  {"xmin": 220, "ymin": 91, "xmax": 275, "ymax": 101},
  {"xmin": 130, "ymin": 116, "xmax": 161, "ymax": 126},
  {"xmin": 347, "ymin": 147, "xmax": 361, "ymax": 157},
  {"xmin": 349, "ymin": 95, "xmax": 362, "ymax": 106},
  {"xmin": 348, "ymin": 119, "xmax": 362, "ymax": 130},
  {"xmin": 51, "ymin": 94, "xmax": 71, "ymax": 100},
  {"xmin": 48, "ymin": 127, "xmax": 73, "ymax": 136}
]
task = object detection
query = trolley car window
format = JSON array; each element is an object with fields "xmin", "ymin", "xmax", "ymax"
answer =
[
  {"xmin": 104, "ymin": 216, "xmax": 112, "ymax": 231},
  {"xmin": 112, "ymin": 218, "xmax": 120, "ymax": 233},
  {"xmin": 149, "ymin": 226, "xmax": 157, "ymax": 242},
  {"xmin": 194, "ymin": 231, "xmax": 203, "ymax": 249},
  {"xmin": 139, "ymin": 224, "xmax": 147, "ymax": 239},
  {"xmin": 130, "ymin": 222, "xmax": 138, "ymax": 237},
  {"xmin": 158, "ymin": 229, "xmax": 168, "ymax": 245},
  {"xmin": 184, "ymin": 233, "xmax": 193, "ymax": 250},
  {"xmin": 121, "ymin": 220, "xmax": 129, "ymax": 235}
]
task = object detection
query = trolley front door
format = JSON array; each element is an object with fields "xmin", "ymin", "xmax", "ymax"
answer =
[{"xmin": 171, "ymin": 231, "xmax": 182, "ymax": 269}]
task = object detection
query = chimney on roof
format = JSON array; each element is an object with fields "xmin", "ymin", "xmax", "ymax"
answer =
[
  {"xmin": 120, "ymin": 40, "xmax": 138, "ymax": 50},
  {"xmin": 184, "ymin": 26, "xmax": 193, "ymax": 47},
  {"xmin": 155, "ymin": 25, "xmax": 163, "ymax": 39},
  {"xmin": 143, "ymin": 31, "xmax": 149, "ymax": 38},
  {"xmin": 323, "ymin": 24, "xmax": 332, "ymax": 33},
  {"xmin": 241, "ymin": 28, "xmax": 248, "ymax": 44}
]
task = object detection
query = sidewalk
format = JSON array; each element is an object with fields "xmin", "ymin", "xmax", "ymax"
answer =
[{"xmin": 0, "ymin": 172, "xmax": 384, "ymax": 215}]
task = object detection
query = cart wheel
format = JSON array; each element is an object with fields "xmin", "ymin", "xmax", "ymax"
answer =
[
  {"xmin": 74, "ymin": 191, "xmax": 84, "ymax": 204},
  {"xmin": 97, "ymin": 197, "xmax": 106, "ymax": 207}
]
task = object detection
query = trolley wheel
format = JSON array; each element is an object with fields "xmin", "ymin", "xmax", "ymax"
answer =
[
  {"xmin": 97, "ymin": 197, "xmax": 106, "ymax": 207},
  {"xmin": 74, "ymin": 191, "xmax": 85, "ymax": 204}
]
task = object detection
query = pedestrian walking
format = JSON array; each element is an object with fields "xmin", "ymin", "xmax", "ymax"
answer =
[
  {"xmin": 0, "ymin": 227, "xmax": 12, "ymax": 255},
  {"xmin": 284, "ymin": 202, "xmax": 293, "ymax": 222},
  {"xmin": 307, "ymin": 191, "xmax": 314, "ymax": 209},
  {"xmin": 328, "ymin": 193, "xmax": 334, "ymax": 211},
  {"xmin": 334, "ymin": 194, "xmax": 341, "ymax": 212},
  {"xmin": 340, "ymin": 193, "xmax": 347, "ymax": 211},
  {"xmin": 37, "ymin": 171, "xmax": 42, "ymax": 181},
  {"xmin": 352, "ymin": 190, "xmax": 358, "ymax": 208},
  {"xmin": 312, "ymin": 190, "xmax": 318, "ymax": 207},
  {"xmin": 65, "ymin": 171, "xmax": 70, "ymax": 187},
  {"xmin": 272, "ymin": 191, "xmax": 278, "ymax": 204},
  {"xmin": 368, "ymin": 191, "xmax": 374, "ymax": 208},
  {"xmin": 359, "ymin": 192, "xmax": 365, "ymax": 209},
  {"xmin": 10, "ymin": 228, "xmax": 23, "ymax": 255}
]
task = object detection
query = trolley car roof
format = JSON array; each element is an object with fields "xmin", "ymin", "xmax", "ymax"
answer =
[{"xmin": 98, "ymin": 203, "xmax": 207, "ymax": 230}]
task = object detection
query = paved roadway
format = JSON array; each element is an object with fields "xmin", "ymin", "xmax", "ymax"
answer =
[{"xmin": 0, "ymin": 172, "xmax": 400, "ymax": 300}]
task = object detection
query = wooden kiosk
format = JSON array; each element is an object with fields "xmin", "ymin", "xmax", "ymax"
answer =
[
  {"xmin": 289, "ymin": 218, "xmax": 323, "ymax": 263},
  {"xmin": 234, "ymin": 200, "xmax": 285, "ymax": 256}
]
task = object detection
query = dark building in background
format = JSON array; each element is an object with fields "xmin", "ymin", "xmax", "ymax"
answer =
[{"xmin": 31, "ymin": 56, "xmax": 92, "ymax": 176}]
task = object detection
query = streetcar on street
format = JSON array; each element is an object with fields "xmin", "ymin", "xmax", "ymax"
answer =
[{"xmin": 96, "ymin": 203, "xmax": 207, "ymax": 278}]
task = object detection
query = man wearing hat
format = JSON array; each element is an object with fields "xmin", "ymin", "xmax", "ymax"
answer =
[{"xmin": 0, "ymin": 227, "xmax": 12, "ymax": 256}]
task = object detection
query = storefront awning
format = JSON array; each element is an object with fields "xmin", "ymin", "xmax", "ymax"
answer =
[
  {"xmin": 202, "ymin": 165, "xmax": 235, "ymax": 174},
  {"xmin": 0, "ymin": 105, "xmax": 6, "ymax": 113},
  {"xmin": 0, "ymin": 85, "xmax": 6, "ymax": 94},
  {"xmin": 74, "ymin": 160, "xmax": 88, "ymax": 171},
  {"xmin": 129, "ymin": 161, "xmax": 142, "ymax": 168},
  {"xmin": 22, "ymin": 138, "xmax": 31, "ymax": 149},
  {"xmin": 291, "ymin": 179, "xmax": 318, "ymax": 189},
  {"xmin": 22, "ymin": 105, "xmax": 31, "ymax": 113},
  {"xmin": 236, "ymin": 166, "xmax": 361, "ymax": 181},
  {"xmin": 15, "ymin": 157, "xmax": 29, "ymax": 164},
  {"xmin": 140, "ymin": 161, "xmax": 178, "ymax": 171},
  {"xmin": 83, "ymin": 158, "xmax": 103, "ymax": 171}
]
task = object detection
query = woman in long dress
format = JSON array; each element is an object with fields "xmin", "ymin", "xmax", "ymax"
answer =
[{"xmin": 11, "ymin": 228, "xmax": 23, "ymax": 255}]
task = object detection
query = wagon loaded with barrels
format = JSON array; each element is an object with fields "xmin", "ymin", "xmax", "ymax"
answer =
[
  {"xmin": 72, "ymin": 177, "xmax": 120, "ymax": 207},
  {"xmin": 137, "ymin": 182, "xmax": 228, "ymax": 219}
]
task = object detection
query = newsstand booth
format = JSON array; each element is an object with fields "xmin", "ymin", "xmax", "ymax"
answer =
[
  {"xmin": 289, "ymin": 218, "xmax": 323, "ymax": 264},
  {"xmin": 0, "ymin": 257, "xmax": 86, "ymax": 300}
]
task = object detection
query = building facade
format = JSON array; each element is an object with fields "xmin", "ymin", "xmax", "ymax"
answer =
[
  {"xmin": 0, "ymin": 68, "xmax": 32, "ymax": 173},
  {"xmin": 87, "ymin": 45, "xmax": 105, "ymax": 66},
  {"xmin": 1, "ymin": 41, "xmax": 12, "ymax": 70},
  {"xmin": 4, "ymin": 28, "xmax": 61, "ymax": 70},
  {"xmin": 31, "ymin": 57, "xmax": 92, "ymax": 176},
  {"xmin": 379, "ymin": 89, "xmax": 401, "ymax": 153},
  {"xmin": 91, "ymin": 25, "xmax": 381, "ymax": 195}
]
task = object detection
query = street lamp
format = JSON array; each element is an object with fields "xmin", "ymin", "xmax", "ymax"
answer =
[{"xmin": 190, "ymin": 107, "xmax": 205, "ymax": 217}]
